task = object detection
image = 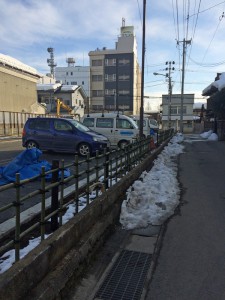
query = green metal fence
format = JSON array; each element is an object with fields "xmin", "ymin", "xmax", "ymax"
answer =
[{"xmin": 0, "ymin": 129, "xmax": 174, "ymax": 266}]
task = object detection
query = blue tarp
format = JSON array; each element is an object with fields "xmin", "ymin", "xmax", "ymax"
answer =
[{"xmin": 0, "ymin": 148, "xmax": 70, "ymax": 186}]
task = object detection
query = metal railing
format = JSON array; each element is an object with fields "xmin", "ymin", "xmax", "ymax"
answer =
[{"xmin": 0, "ymin": 129, "xmax": 174, "ymax": 265}]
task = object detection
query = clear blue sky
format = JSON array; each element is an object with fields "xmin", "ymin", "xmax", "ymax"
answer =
[{"xmin": 1, "ymin": 0, "xmax": 225, "ymax": 109}]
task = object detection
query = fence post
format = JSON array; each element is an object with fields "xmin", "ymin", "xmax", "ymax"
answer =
[
  {"xmin": 59, "ymin": 160, "xmax": 65, "ymax": 226},
  {"xmin": 51, "ymin": 160, "xmax": 59, "ymax": 231},
  {"xmin": 14, "ymin": 173, "xmax": 21, "ymax": 262},
  {"xmin": 86, "ymin": 153, "xmax": 90, "ymax": 205},
  {"xmin": 104, "ymin": 147, "xmax": 109, "ymax": 189},
  {"xmin": 40, "ymin": 166, "xmax": 46, "ymax": 240},
  {"xmin": 74, "ymin": 155, "xmax": 79, "ymax": 214},
  {"xmin": 95, "ymin": 151, "xmax": 100, "ymax": 197}
]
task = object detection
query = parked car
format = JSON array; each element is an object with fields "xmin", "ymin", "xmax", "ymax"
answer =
[
  {"xmin": 81, "ymin": 113, "xmax": 139, "ymax": 148},
  {"xmin": 22, "ymin": 117, "xmax": 110, "ymax": 156},
  {"xmin": 131, "ymin": 115, "xmax": 159, "ymax": 137}
]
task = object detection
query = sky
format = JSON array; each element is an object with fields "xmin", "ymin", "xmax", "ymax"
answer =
[
  {"xmin": 1, "ymin": 0, "xmax": 225, "ymax": 110},
  {"xmin": 0, "ymin": 131, "xmax": 218, "ymax": 273}
]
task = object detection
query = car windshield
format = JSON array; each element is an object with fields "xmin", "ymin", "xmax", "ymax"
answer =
[
  {"xmin": 132, "ymin": 119, "xmax": 146, "ymax": 127},
  {"xmin": 149, "ymin": 119, "xmax": 158, "ymax": 126},
  {"xmin": 128, "ymin": 118, "xmax": 139, "ymax": 129},
  {"xmin": 67, "ymin": 119, "xmax": 91, "ymax": 132}
]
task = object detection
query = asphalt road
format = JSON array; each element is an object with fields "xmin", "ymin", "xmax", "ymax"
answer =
[
  {"xmin": 146, "ymin": 138, "xmax": 225, "ymax": 300},
  {"xmin": 0, "ymin": 139, "xmax": 115, "ymax": 224},
  {"xmin": 0, "ymin": 139, "xmax": 91, "ymax": 223}
]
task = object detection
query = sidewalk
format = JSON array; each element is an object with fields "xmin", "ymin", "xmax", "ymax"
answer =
[{"xmin": 145, "ymin": 135, "xmax": 225, "ymax": 299}]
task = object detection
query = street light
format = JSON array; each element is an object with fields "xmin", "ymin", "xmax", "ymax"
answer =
[
  {"xmin": 153, "ymin": 72, "xmax": 168, "ymax": 77},
  {"xmin": 153, "ymin": 72, "xmax": 172, "ymax": 129}
]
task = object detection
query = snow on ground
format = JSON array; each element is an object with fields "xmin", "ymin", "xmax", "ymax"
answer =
[
  {"xmin": 200, "ymin": 130, "xmax": 218, "ymax": 141},
  {"xmin": 120, "ymin": 133, "xmax": 185, "ymax": 229}
]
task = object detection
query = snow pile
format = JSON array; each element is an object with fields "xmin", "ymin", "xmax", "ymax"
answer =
[
  {"xmin": 0, "ymin": 53, "xmax": 39, "ymax": 76},
  {"xmin": 120, "ymin": 133, "xmax": 185, "ymax": 229},
  {"xmin": 200, "ymin": 130, "xmax": 218, "ymax": 141},
  {"xmin": 208, "ymin": 133, "xmax": 218, "ymax": 141}
]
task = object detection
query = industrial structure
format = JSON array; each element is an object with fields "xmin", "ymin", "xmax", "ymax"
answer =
[{"xmin": 47, "ymin": 48, "xmax": 57, "ymax": 79}]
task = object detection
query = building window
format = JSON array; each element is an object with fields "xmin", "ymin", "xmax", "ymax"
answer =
[
  {"xmin": 118, "ymin": 74, "xmax": 130, "ymax": 81},
  {"xmin": 71, "ymin": 72, "xmax": 73, "ymax": 75},
  {"xmin": 178, "ymin": 106, "xmax": 187, "ymax": 114},
  {"xmin": 92, "ymin": 75, "xmax": 103, "ymax": 81},
  {"xmin": 66, "ymin": 72, "xmax": 68, "ymax": 75},
  {"xmin": 92, "ymin": 90, "xmax": 104, "ymax": 97},
  {"xmin": 105, "ymin": 89, "xmax": 116, "ymax": 95},
  {"xmin": 105, "ymin": 74, "xmax": 116, "ymax": 81},
  {"xmin": 170, "ymin": 106, "xmax": 187, "ymax": 115},
  {"xmin": 118, "ymin": 59, "xmax": 130, "ymax": 65},
  {"xmin": 92, "ymin": 59, "xmax": 103, "ymax": 66},
  {"xmin": 82, "ymin": 81, "xmax": 84, "ymax": 85},
  {"xmin": 105, "ymin": 58, "xmax": 116, "ymax": 66},
  {"xmin": 71, "ymin": 81, "xmax": 77, "ymax": 85},
  {"xmin": 118, "ymin": 90, "xmax": 130, "ymax": 95}
]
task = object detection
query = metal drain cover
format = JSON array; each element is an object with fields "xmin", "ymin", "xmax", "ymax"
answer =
[{"xmin": 94, "ymin": 249, "xmax": 152, "ymax": 300}]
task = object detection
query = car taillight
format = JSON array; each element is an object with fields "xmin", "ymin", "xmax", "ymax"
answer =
[{"xmin": 22, "ymin": 128, "xmax": 26, "ymax": 137}]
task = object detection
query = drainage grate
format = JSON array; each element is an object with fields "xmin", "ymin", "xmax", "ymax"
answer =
[{"xmin": 94, "ymin": 250, "xmax": 152, "ymax": 300}]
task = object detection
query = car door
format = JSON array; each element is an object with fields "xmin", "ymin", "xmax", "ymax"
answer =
[
  {"xmin": 95, "ymin": 117, "xmax": 116, "ymax": 146},
  {"xmin": 28, "ymin": 118, "xmax": 52, "ymax": 149},
  {"xmin": 115, "ymin": 118, "xmax": 137, "ymax": 143},
  {"xmin": 52, "ymin": 119, "xmax": 76, "ymax": 152}
]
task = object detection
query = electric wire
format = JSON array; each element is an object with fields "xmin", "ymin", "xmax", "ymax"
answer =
[
  {"xmin": 201, "ymin": 12, "xmax": 224, "ymax": 64},
  {"xmin": 189, "ymin": 1, "xmax": 225, "ymax": 17}
]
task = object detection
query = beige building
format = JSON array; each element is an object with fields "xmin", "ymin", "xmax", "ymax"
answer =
[
  {"xmin": 0, "ymin": 54, "xmax": 45, "ymax": 114},
  {"xmin": 161, "ymin": 94, "xmax": 194, "ymax": 133},
  {"xmin": 89, "ymin": 20, "xmax": 141, "ymax": 115}
]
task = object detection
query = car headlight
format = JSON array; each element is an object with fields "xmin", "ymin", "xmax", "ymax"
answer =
[{"xmin": 93, "ymin": 136, "xmax": 107, "ymax": 142}]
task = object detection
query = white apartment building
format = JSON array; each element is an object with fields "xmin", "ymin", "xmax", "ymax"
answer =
[{"xmin": 55, "ymin": 58, "xmax": 90, "ymax": 99}]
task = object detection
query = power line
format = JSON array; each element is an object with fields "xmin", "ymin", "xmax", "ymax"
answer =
[
  {"xmin": 201, "ymin": 12, "xmax": 225, "ymax": 63},
  {"xmin": 189, "ymin": 1, "xmax": 225, "ymax": 17},
  {"xmin": 189, "ymin": 56, "xmax": 225, "ymax": 67}
]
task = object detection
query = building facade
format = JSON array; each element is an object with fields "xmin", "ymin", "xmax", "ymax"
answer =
[
  {"xmin": 37, "ymin": 83, "xmax": 86, "ymax": 118},
  {"xmin": 55, "ymin": 58, "xmax": 90, "ymax": 108},
  {"xmin": 0, "ymin": 53, "xmax": 45, "ymax": 114},
  {"xmin": 161, "ymin": 93, "xmax": 194, "ymax": 133},
  {"xmin": 88, "ymin": 23, "xmax": 141, "ymax": 115}
]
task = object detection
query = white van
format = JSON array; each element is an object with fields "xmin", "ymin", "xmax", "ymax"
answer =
[
  {"xmin": 131, "ymin": 115, "xmax": 159, "ymax": 137},
  {"xmin": 81, "ymin": 113, "xmax": 139, "ymax": 148}
]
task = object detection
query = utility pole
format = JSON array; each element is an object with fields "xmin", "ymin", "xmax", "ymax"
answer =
[
  {"xmin": 178, "ymin": 39, "xmax": 191, "ymax": 132},
  {"xmin": 140, "ymin": 0, "xmax": 146, "ymax": 137},
  {"xmin": 165, "ymin": 61, "xmax": 175, "ymax": 128}
]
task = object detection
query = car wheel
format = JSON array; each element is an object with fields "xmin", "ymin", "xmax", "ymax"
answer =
[
  {"xmin": 26, "ymin": 140, "xmax": 39, "ymax": 149},
  {"xmin": 118, "ymin": 140, "xmax": 129, "ymax": 149},
  {"xmin": 78, "ymin": 143, "xmax": 91, "ymax": 156}
]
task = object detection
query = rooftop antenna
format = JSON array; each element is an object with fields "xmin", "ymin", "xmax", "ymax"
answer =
[
  {"xmin": 122, "ymin": 17, "xmax": 125, "ymax": 27},
  {"xmin": 47, "ymin": 48, "xmax": 57, "ymax": 78}
]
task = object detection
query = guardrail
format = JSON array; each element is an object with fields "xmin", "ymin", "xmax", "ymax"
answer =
[{"xmin": 0, "ymin": 129, "xmax": 174, "ymax": 267}]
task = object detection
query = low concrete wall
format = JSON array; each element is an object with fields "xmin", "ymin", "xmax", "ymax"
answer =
[{"xmin": 0, "ymin": 140, "xmax": 170, "ymax": 300}]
